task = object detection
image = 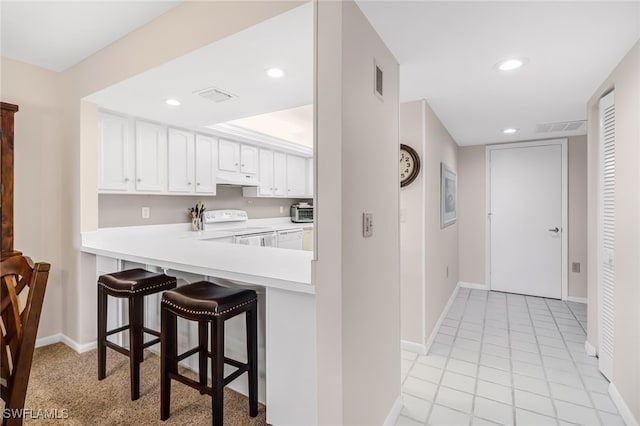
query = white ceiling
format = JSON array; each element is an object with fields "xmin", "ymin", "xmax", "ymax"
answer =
[
  {"xmin": 1, "ymin": 1, "xmax": 639, "ymax": 146},
  {"xmin": 0, "ymin": 1, "xmax": 182, "ymax": 72},
  {"xmin": 86, "ymin": 3, "xmax": 313, "ymax": 133},
  {"xmin": 358, "ymin": 1, "xmax": 640, "ymax": 146}
]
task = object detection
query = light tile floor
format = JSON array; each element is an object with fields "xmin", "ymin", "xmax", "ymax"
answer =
[{"xmin": 398, "ymin": 289, "xmax": 624, "ymax": 426}]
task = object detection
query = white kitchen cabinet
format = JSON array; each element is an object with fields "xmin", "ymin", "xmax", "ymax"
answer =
[
  {"xmin": 218, "ymin": 139, "xmax": 240, "ymax": 172},
  {"xmin": 194, "ymin": 134, "xmax": 217, "ymax": 194},
  {"xmin": 244, "ymin": 149, "xmax": 287, "ymax": 198},
  {"xmin": 273, "ymin": 152, "xmax": 287, "ymax": 196},
  {"xmin": 306, "ymin": 157, "xmax": 314, "ymax": 198},
  {"xmin": 240, "ymin": 144, "xmax": 259, "ymax": 174},
  {"xmin": 135, "ymin": 120, "xmax": 166, "ymax": 192},
  {"xmin": 167, "ymin": 130, "xmax": 217, "ymax": 195},
  {"xmin": 218, "ymin": 139, "xmax": 258, "ymax": 175},
  {"xmin": 167, "ymin": 128, "xmax": 195, "ymax": 193},
  {"xmin": 258, "ymin": 149, "xmax": 274, "ymax": 196},
  {"xmin": 286, "ymin": 154, "xmax": 307, "ymax": 197},
  {"xmin": 98, "ymin": 112, "xmax": 134, "ymax": 192}
]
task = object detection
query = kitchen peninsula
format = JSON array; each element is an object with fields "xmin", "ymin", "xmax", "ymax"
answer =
[{"xmin": 81, "ymin": 218, "xmax": 316, "ymax": 426}]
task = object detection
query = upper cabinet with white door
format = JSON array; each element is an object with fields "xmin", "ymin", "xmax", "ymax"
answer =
[
  {"xmin": 167, "ymin": 128, "xmax": 195, "ymax": 192},
  {"xmin": 135, "ymin": 120, "xmax": 167, "ymax": 192},
  {"xmin": 286, "ymin": 154, "xmax": 307, "ymax": 197},
  {"xmin": 167, "ymin": 129, "xmax": 217, "ymax": 195},
  {"xmin": 98, "ymin": 112, "xmax": 134, "ymax": 192},
  {"xmin": 194, "ymin": 134, "xmax": 217, "ymax": 194},
  {"xmin": 244, "ymin": 149, "xmax": 287, "ymax": 197},
  {"xmin": 217, "ymin": 139, "xmax": 259, "ymax": 185}
]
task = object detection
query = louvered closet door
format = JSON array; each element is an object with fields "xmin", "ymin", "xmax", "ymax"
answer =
[{"xmin": 598, "ymin": 91, "xmax": 615, "ymax": 381}]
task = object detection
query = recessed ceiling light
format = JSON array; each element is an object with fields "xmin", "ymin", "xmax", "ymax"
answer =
[
  {"xmin": 497, "ymin": 58, "xmax": 527, "ymax": 71},
  {"xmin": 502, "ymin": 128, "xmax": 519, "ymax": 134},
  {"xmin": 165, "ymin": 98, "xmax": 181, "ymax": 107},
  {"xmin": 265, "ymin": 68, "xmax": 285, "ymax": 78}
]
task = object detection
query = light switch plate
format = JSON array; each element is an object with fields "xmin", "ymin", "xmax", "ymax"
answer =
[
  {"xmin": 141, "ymin": 207, "xmax": 150, "ymax": 219},
  {"xmin": 363, "ymin": 213, "xmax": 373, "ymax": 238}
]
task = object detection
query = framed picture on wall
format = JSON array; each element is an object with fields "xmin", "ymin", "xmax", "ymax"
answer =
[{"xmin": 441, "ymin": 162, "xmax": 457, "ymax": 228}]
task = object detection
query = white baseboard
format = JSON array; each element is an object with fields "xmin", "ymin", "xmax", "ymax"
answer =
[
  {"xmin": 425, "ymin": 284, "xmax": 460, "ymax": 354},
  {"xmin": 401, "ymin": 340, "xmax": 427, "ymax": 355},
  {"xmin": 566, "ymin": 296, "xmax": 588, "ymax": 304},
  {"xmin": 383, "ymin": 395, "xmax": 403, "ymax": 426},
  {"xmin": 35, "ymin": 333, "xmax": 97, "ymax": 354},
  {"xmin": 584, "ymin": 340, "xmax": 597, "ymax": 357},
  {"xmin": 609, "ymin": 382, "xmax": 639, "ymax": 426},
  {"xmin": 458, "ymin": 281, "xmax": 488, "ymax": 291}
]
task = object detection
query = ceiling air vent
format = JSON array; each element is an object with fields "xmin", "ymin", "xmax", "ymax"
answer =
[
  {"xmin": 536, "ymin": 120, "xmax": 586, "ymax": 133},
  {"xmin": 194, "ymin": 87, "xmax": 236, "ymax": 103}
]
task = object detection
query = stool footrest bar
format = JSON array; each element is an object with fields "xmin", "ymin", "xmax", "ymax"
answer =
[{"xmin": 104, "ymin": 340, "xmax": 130, "ymax": 357}]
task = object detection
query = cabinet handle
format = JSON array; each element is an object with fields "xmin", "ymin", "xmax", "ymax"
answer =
[
  {"xmin": 124, "ymin": 178, "xmax": 130, "ymax": 182},
  {"xmin": 196, "ymin": 182, "xmax": 201, "ymax": 186},
  {"xmin": 137, "ymin": 178, "xmax": 142, "ymax": 182},
  {"xmin": 235, "ymin": 163, "xmax": 239, "ymax": 166},
  {"xmin": 188, "ymin": 182, "xmax": 192, "ymax": 185},
  {"xmin": 241, "ymin": 164, "xmax": 245, "ymax": 167}
]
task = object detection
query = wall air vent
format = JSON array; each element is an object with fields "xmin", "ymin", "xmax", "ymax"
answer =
[
  {"xmin": 193, "ymin": 87, "xmax": 236, "ymax": 103},
  {"xmin": 536, "ymin": 120, "xmax": 586, "ymax": 133}
]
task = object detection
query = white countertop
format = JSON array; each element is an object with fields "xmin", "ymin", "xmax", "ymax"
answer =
[{"xmin": 81, "ymin": 218, "xmax": 314, "ymax": 294}]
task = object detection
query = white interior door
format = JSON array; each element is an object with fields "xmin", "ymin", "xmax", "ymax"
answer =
[{"xmin": 488, "ymin": 141, "xmax": 567, "ymax": 299}]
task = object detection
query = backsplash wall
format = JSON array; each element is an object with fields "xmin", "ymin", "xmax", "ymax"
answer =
[{"xmin": 99, "ymin": 186, "xmax": 310, "ymax": 227}]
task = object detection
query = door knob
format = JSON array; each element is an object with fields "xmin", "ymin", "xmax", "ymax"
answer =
[{"xmin": 548, "ymin": 227, "xmax": 560, "ymax": 233}]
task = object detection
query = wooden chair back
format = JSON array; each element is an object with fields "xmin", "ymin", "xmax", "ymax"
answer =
[{"xmin": 0, "ymin": 255, "xmax": 50, "ymax": 425}]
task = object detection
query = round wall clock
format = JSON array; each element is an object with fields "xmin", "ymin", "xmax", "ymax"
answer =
[{"xmin": 400, "ymin": 144, "xmax": 420, "ymax": 187}]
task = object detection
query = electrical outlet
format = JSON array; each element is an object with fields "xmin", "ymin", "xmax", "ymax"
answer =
[
  {"xmin": 572, "ymin": 262, "xmax": 581, "ymax": 273},
  {"xmin": 279, "ymin": 206, "xmax": 284, "ymax": 214},
  {"xmin": 141, "ymin": 207, "xmax": 150, "ymax": 219},
  {"xmin": 363, "ymin": 213, "xmax": 373, "ymax": 238}
]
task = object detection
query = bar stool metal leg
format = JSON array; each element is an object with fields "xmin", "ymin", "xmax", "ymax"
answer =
[
  {"xmin": 160, "ymin": 307, "xmax": 177, "ymax": 421},
  {"xmin": 129, "ymin": 295, "xmax": 144, "ymax": 400},
  {"xmin": 198, "ymin": 321, "xmax": 208, "ymax": 394},
  {"xmin": 97, "ymin": 285, "xmax": 107, "ymax": 381},
  {"xmin": 211, "ymin": 318, "xmax": 225, "ymax": 426},
  {"xmin": 247, "ymin": 303, "xmax": 258, "ymax": 417}
]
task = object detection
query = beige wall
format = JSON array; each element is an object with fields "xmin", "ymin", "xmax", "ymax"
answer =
[
  {"xmin": 587, "ymin": 40, "xmax": 640, "ymax": 422},
  {"xmin": 424, "ymin": 103, "xmax": 459, "ymax": 336},
  {"xmin": 0, "ymin": 58, "xmax": 65, "ymax": 340},
  {"xmin": 568, "ymin": 135, "xmax": 588, "ymax": 298},
  {"xmin": 458, "ymin": 145, "xmax": 486, "ymax": 285},
  {"xmin": 315, "ymin": 1, "xmax": 400, "ymax": 424},
  {"xmin": 99, "ymin": 189, "xmax": 306, "ymax": 227},
  {"xmin": 400, "ymin": 100, "xmax": 425, "ymax": 345},
  {"xmin": 457, "ymin": 136, "xmax": 589, "ymax": 299}
]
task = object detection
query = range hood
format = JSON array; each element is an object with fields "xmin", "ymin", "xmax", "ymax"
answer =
[{"xmin": 216, "ymin": 172, "xmax": 260, "ymax": 187}]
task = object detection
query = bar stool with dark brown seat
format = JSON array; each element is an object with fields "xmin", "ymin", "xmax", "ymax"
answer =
[
  {"xmin": 97, "ymin": 268, "xmax": 177, "ymax": 400},
  {"xmin": 160, "ymin": 281, "xmax": 258, "ymax": 426}
]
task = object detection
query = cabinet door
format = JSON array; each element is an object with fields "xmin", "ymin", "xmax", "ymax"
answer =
[
  {"xmin": 135, "ymin": 120, "xmax": 166, "ymax": 192},
  {"xmin": 168, "ymin": 128, "xmax": 195, "ymax": 193},
  {"xmin": 273, "ymin": 152, "xmax": 287, "ymax": 197},
  {"xmin": 98, "ymin": 113, "xmax": 133, "ymax": 191},
  {"xmin": 258, "ymin": 149, "xmax": 274, "ymax": 196},
  {"xmin": 195, "ymin": 134, "xmax": 217, "ymax": 194},
  {"xmin": 240, "ymin": 145, "xmax": 259, "ymax": 174},
  {"xmin": 218, "ymin": 139, "xmax": 240, "ymax": 172},
  {"xmin": 306, "ymin": 157, "xmax": 314, "ymax": 198},
  {"xmin": 286, "ymin": 155, "xmax": 307, "ymax": 197}
]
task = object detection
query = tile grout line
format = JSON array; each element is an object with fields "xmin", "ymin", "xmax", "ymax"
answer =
[
  {"xmin": 544, "ymin": 297, "xmax": 605, "ymax": 426},
  {"xmin": 505, "ymin": 294, "xmax": 519, "ymax": 426},
  {"xmin": 524, "ymin": 295, "xmax": 561, "ymax": 425},
  {"xmin": 424, "ymin": 288, "xmax": 472, "ymax": 425},
  {"xmin": 468, "ymin": 289, "xmax": 490, "ymax": 426}
]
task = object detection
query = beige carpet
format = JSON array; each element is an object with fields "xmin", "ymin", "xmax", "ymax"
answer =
[{"xmin": 18, "ymin": 343, "xmax": 267, "ymax": 425}]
